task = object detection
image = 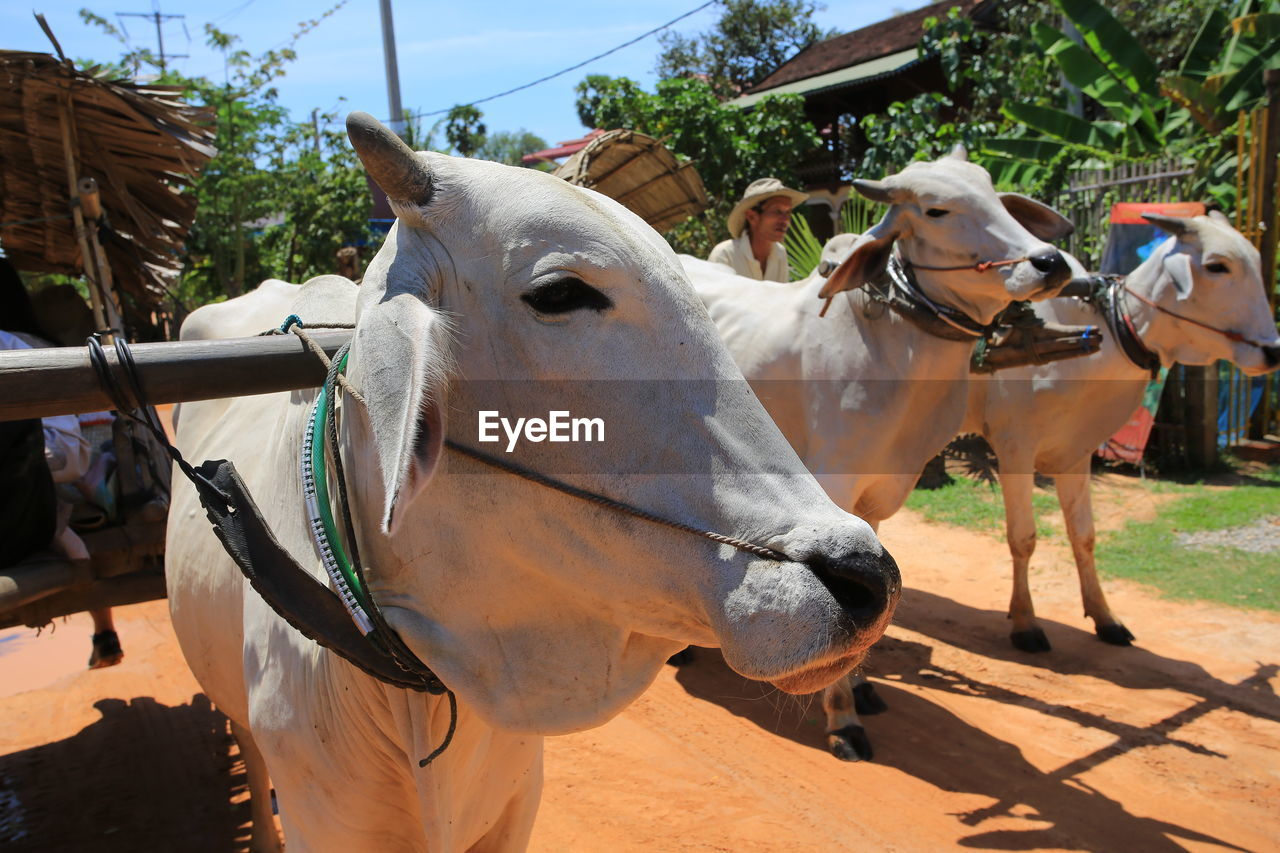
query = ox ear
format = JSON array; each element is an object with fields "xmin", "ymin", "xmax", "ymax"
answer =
[
  {"xmin": 1160, "ymin": 251, "xmax": 1196, "ymax": 300},
  {"xmin": 350, "ymin": 290, "xmax": 452, "ymax": 534},
  {"xmin": 999, "ymin": 193, "xmax": 1074, "ymax": 242},
  {"xmin": 818, "ymin": 212, "xmax": 902, "ymax": 299}
]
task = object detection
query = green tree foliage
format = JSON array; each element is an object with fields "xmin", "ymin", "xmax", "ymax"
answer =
[
  {"xmin": 254, "ymin": 110, "xmax": 375, "ymax": 286},
  {"xmin": 575, "ymin": 75, "xmax": 820, "ymax": 255},
  {"xmin": 475, "ymin": 130, "xmax": 550, "ymax": 168},
  {"xmin": 79, "ymin": 4, "xmax": 375, "ymax": 307},
  {"xmin": 445, "ymin": 104, "xmax": 487, "ymax": 158},
  {"xmin": 656, "ymin": 0, "xmax": 826, "ymax": 97},
  {"xmin": 986, "ymin": 0, "xmax": 1280, "ymax": 202},
  {"xmin": 850, "ymin": 2, "xmax": 1061, "ymax": 182}
]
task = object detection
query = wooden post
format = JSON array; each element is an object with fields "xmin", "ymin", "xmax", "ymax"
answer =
[
  {"xmin": 1251, "ymin": 70, "xmax": 1280, "ymax": 439},
  {"xmin": 76, "ymin": 176, "xmax": 124, "ymax": 337},
  {"xmin": 58, "ymin": 101, "xmax": 111, "ymax": 337},
  {"xmin": 1184, "ymin": 365, "xmax": 1218, "ymax": 469}
]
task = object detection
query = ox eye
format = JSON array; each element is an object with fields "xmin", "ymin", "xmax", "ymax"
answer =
[
  {"xmin": 521, "ymin": 277, "xmax": 613, "ymax": 315},
  {"xmin": 926, "ymin": 208, "xmax": 949, "ymax": 218},
  {"xmin": 1205, "ymin": 261, "xmax": 1229, "ymax": 274}
]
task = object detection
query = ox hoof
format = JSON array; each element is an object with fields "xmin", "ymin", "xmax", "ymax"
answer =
[
  {"xmin": 828, "ymin": 725, "xmax": 873, "ymax": 762},
  {"xmin": 666, "ymin": 647, "xmax": 695, "ymax": 667},
  {"xmin": 852, "ymin": 681, "xmax": 888, "ymax": 715},
  {"xmin": 1011, "ymin": 628, "xmax": 1052, "ymax": 653},
  {"xmin": 1096, "ymin": 623, "xmax": 1135, "ymax": 646}
]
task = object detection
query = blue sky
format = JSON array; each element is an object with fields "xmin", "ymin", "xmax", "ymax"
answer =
[{"xmin": 6, "ymin": 1, "xmax": 931, "ymax": 149}]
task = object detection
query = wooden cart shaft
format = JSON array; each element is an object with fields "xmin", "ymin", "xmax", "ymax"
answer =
[{"xmin": 0, "ymin": 330, "xmax": 351, "ymax": 421}]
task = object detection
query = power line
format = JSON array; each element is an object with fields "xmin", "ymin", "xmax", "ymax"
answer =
[
  {"xmin": 117, "ymin": 7, "xmax": 188, "ymax": 73},
  {"xmin": 209, "ymin": 0, "xmax": 259, "ymax": 26},
  {"xmin": 399, "ymin": 0, "xmax": 716, "ymax": 122}
]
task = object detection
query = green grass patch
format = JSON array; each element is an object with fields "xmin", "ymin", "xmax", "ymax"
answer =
[
  {"xmin": 1097, "ymin": 481, "xmax": 1280, "ymax": 610},
  {"xmin": 906, "ymin": 465, "xmax": 1280, "ymax": 611},
  {"xmin": 905, "ymin": 476, "xmax": 1060, "ymax": 539}
]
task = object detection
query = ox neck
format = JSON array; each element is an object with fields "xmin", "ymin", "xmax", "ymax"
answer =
[
  {"xmin": 896, "ymin": 251, "xmax": 1009, "ymax": 328},
  {"xmin": 1102, "ymin": 271, "xmax": 1163, "ymax": 377},
  {"xmin": 863, "ymin": 256, "xmax": 991, "ymax": 341}
]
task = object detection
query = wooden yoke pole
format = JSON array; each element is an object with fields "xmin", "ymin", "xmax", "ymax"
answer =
[{"xmin": 0, "ymin": 330, "xmax": 352, "ymax": 422}]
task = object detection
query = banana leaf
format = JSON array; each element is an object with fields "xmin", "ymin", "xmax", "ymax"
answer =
[
  {"xmin": 982, "ymin": 156, "xmax": 1048, "ymax": 191},
  {"xmin": 1216, "ymin": 33, "xmax": 1280, "ymax": 110},
  {"xmin": 1053, "ymin": 0, "xmax": 1159, "ymax": 94},
  {"xmin": 1002, "ymin": 102, "xmax": 1124, "ymax": 149},
  {"xmin": 1179, "ymin": 7, "xmax": 1231, "ymax": 79},
  {"xmin": 1232, "ymin": 11, "xmax": 1280, "ymax": 40},
  {"xmin": 1160, "ymin": 75, "xmax": 1227, "ymax": 133},
  {"xmin": 1034, "ymin": 25, "xmax": 1163, "ymax": 150},
  {"xmin": 982, "ymin": 137, "xmax": 1069, "ymax": 162}
]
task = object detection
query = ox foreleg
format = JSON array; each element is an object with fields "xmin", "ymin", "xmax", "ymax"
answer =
[
  {"xmin": 999, "ymin": 466, "xmax": 1051, "ymax": 652},
  {"xmin": 230, "ymin": 720, "xmax": 283, "ymax": 853},
  {"xmin": 821, "ymin": 671, "xmax": 885, "ymax": 761},
  {"xmin": 1054, "ymin": 460, "xmax": 1134, "ymax": 646}
]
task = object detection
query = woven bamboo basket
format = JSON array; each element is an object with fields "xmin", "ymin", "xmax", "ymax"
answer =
[{"xmin": 553, "ymin": 130, "xmax": 709, "ymax": 233}]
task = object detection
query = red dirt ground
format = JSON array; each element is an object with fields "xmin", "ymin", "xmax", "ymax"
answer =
[{"xmin": 2, "ymin": 505, "xmax": 1277, "ymax": 852}]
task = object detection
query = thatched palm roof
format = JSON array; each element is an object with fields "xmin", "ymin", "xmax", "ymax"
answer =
[{"xmin": 0, "ymin": 49, "xmax": 215, "ymax": 314}]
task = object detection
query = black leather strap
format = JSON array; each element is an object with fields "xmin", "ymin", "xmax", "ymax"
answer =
[
  {"xmin": 192, "ymin": 458, "xmax": 444, "ymax": 694},
  {"xmin": 866, "ymin": 257, "xmax": 989, "ymax": 342}
]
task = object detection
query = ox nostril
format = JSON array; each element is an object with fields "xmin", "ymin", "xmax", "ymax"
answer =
[
  {"xmin": 1265, "ymin": 344, "xmax": 1280, "ymax": 369},
  {"xmin": 1029, "ymin": 250, "xmax": 1065, "ymax": 275},
  {"xmin": 806, "ymin": 548, "xmax": 901, "ymax": 624}
]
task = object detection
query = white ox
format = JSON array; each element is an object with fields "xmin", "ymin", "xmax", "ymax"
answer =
[
  {"xmin": 165, "ymin": 113, "xmax": 901, "ymax": 852},
  {"xmin": 963, "ymin": 211, "xmax": 1280, "ymax": 651},
  {"xmin": 684, "ymin": 151, "xmax": 1074, "ymax": 761}
]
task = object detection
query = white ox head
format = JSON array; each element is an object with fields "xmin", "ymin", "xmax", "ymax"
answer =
[
  {"xmin": 339, "ymin": 113, "xmax": 900, "ymax": 733},
  {"xmin": 1134, "ymin": 211, "xmax": 1280, "ymax": 375},
  {"xmin": 819, "ymin": 148, "xmax": 1074, "ymax": 325}
]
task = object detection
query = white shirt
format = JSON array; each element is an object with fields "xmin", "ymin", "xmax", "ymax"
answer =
[
  {"xmin": 707, "ymin": 232, "xmax": 790, "ymax": 282},
  {"xmin": 0, "ymin": 329, "xmax": 92, "ymax": 482}
]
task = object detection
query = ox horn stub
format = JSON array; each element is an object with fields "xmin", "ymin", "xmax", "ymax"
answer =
[
  {"xmin": 1141, "ymin": 212, "xmax": 1192, "ymax": 237},
  {"xmin": 346, "ymin": 111, "xmax": 433, "ymax": 206},
  {"xmin": 949, "ymin": 143, "xmax": 969, "ymax": 161},
  {"xmin": 851, "ymin": 179, "xmax": 900, "ymax": 205}
]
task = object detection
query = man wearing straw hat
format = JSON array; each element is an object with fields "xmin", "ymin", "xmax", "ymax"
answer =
[{"xmin": 708, "ymin": 177, "xmax": 808, "ymax": 282}]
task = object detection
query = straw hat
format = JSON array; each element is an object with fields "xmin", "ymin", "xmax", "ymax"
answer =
[{"xmin": 727, "ymin": 177, "xmax": 809, "ymax": 238}]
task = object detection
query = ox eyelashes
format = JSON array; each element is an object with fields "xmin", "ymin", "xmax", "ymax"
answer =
[{"xmin": 522, "ymin": 277, "xmax": 613, "ymax": 315}]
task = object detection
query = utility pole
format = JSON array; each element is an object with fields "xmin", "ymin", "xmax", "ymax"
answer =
[
  {"xmin": 379, "ymin": 0, "xmax": 405, "ymax": 138},
  {"xmin": 117, "ymin": 7, "xmax": 187, "ymax": 74}
]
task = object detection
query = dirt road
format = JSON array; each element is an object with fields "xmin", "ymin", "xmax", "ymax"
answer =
[{"xmin": 2, "ymin": 504, "xmax": 1277, "ymax": 851}]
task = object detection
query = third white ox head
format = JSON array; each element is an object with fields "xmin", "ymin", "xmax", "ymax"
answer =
[
  {"xmin": 820, "ymin": 148, "xmax": 1074, "ymax": 324},
  {"xmin": 341, "ymin": 113, "xmax": 900, "ymax": 733},
  {"xmin": 1136, "ymin": 211, "xmax": 1280, "ymax": 374}
]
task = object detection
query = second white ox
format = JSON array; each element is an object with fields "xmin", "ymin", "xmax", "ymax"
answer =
[
  {"xmin": 964, "ymin": 211, "xmax": 1280, "ymax": 652},
  {"xmin": 165, "ymin": 113, "xmax": 900, "ymax": 852},
  {"xmin": 685, "ymin": 150, "xmax": 1074, "ymax": 761}
]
